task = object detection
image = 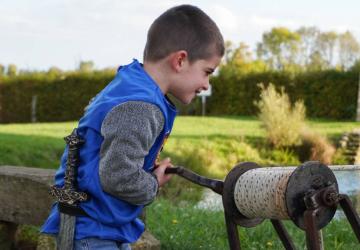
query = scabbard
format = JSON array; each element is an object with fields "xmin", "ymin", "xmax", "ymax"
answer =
[{"xmin": 57, "ymin": 213, "xmax": 76, "ymax": 250}]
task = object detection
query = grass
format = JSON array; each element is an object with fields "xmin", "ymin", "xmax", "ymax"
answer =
[
  {"xmin": 147, "ymin": 198, "xmax": 359, "ymax": 250},
  {"xmin": 1, "ymin": 116, "xmax": 358, "ymax": 171},
  {"xmin": 0, "ymin": 133, "xmax": 64, "ymax": 168},
  {"xmin": 0, "ymin": 116, "xmax": 358, "ymax": 139},
  {"xmin": 1, "ymin": 116, "xmax": 360, "ymax": 249},
  {"xmin": 0, "ymin": 121, "xmax": 75, "ymax": 168}
]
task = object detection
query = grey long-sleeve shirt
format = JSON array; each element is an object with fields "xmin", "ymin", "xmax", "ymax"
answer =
[{"xmin": 99, "ymin": 101, "xmax": 165, "ymax": 206}]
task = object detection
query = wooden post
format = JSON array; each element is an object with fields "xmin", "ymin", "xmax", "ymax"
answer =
[
  {"xmin": 356, "ymin": 73, "xmax": 360, "ymax": 121},
  {"xmin": 31, "ymin": 95, "xmax": 37, "ymax": 123},
  {"xmin": 201, "ymin": 96, "xmax": 206, "ymax": 116}
]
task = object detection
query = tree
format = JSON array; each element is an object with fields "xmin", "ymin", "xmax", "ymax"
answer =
[
  {"xmin": 221, "ymin": 41, "xmax": 267, "ymax": 75},
  {"xmin": 231, "ymin": 42, "xmax": 253, "ymax": 65},
  {"xmin": 307, "ymin": 51, "xmax": 328, "ymax": 71},
  {"xmin": 0, "ymin": 64, "xmax": 5, "ymax": 76},
  {"xmin": 7, "ymin": 64, "xmax": 17, "ymax": 77},
  {"xmin": 350, "ymin": 59, "xmax": 360, "ymax": 72},
  {"xmin": 256, "ymin": 27, "xmax": 301, "ymax": 70},
  {"xmin": 78, "ymin": 60, "xmax": 94, "ymax": 73},
  {"xmin": 338, "ymin": 31, "xmax": 360, "ymax": 70},
  {"xmin": 314, "ymin": 31, "xmax": 338, "ymax": 68},
  {"xmin": 47, "ymin": 66, "xmax": 63, "ymax": 77},
  {"xmin": 296, "ymin": 26, "xmax": 320, "ymax": 67},
  {"xmin": 223, "ymin": 40, "xmax": 234, "ymax": 64}
]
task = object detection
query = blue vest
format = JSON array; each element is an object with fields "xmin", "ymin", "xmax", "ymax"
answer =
[{"xmin": 41, "ymin": 59, "xmax": 177, "ymax": 243}]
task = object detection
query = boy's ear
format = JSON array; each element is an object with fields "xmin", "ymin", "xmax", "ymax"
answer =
[{"xmin": 169, "ymin": 50, "xmax": 188, "ymax": 72}]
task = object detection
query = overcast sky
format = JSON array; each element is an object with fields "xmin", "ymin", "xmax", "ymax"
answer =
[{"xmin": 1, "ymin": 0, "xmax": 359, "ymax": 71}]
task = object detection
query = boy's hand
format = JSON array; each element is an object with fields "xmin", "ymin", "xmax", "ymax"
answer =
[{"xmin": 153, "ymin": 158, "xmax": 173, "ymax": 187}]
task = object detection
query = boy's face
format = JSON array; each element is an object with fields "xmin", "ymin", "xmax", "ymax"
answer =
[{"xmin": 170, "ymin": 54, "xmax": 221, "ymax": 105}]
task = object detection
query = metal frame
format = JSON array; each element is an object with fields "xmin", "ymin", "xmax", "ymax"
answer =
[{"xmin": 165, "ymin": 162, "xmax": 360, "ymax": 250}]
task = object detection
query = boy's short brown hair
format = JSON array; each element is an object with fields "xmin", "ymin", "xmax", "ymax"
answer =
[{"xmin": 143, "ymin": 5, "xmax": 224, "ymax": 63}]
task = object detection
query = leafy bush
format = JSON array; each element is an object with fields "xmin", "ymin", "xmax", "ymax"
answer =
[
  {"xmin": 163, "ymin": 138, "xmax": 262, "ymax": 178},
  {"xmin": 298, "ymin": 129, "xmax": 335, "ymax": 164},
  {"xmin": 266, "ymin": 148, "xmax": 300, "ymax": 166},
  {"xmin": 332, "ymin": 148, "xmax": 349, "ymax": 165},
  {"xmin": 255, "ymin": 83, "xmax": 306, "ymax": 148}
]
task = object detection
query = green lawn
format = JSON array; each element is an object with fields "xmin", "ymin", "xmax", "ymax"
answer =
[
  {"xmin": 1, "ymin": 116, "xmax": 358, "ymax": 171},
  {"xmin": 1, "ymin": 116, "xmax": 360, "ymax": 249},
  {"xmin": 147, "ymin": 199, "xmax": 359, "ymax": 250},
  {"xmin": 1, "ymin": 116, "xmax": 358, "ymax": 141}
]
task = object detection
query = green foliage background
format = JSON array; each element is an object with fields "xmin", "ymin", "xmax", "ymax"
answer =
[
  {"xmin": 0, "ymin": 70, "xmax": 358, "ymax": 123},
  {"xmin": 208, "ymin": 70, "xmax": 358, "ymax": 119},
  {"xmin": 0, "ymin": 72, "xmax": 113, "ymax": 123}
]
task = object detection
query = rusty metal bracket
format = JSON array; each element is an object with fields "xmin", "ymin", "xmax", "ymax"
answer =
[
  {"xmin": 302, "ymin": 182, "xmax": 360, "ymax": 249},
  {"xmin": 302, "ymin": 183, "xmax": 338, "ymax": 250}
]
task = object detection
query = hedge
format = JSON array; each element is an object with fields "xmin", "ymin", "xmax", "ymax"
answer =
[
  {"xmin": 0, "ymin": 72, "xmax": 112, "ymax": 123},
  {"xmin": 208, "ymin": 70, "xmax": 358, "ymax": 119},
  {"xmin": 0, "ymin": 70, "xmax": 358, "ymax": 123}
]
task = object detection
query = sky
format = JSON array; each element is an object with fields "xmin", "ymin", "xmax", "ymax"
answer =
[{"xmin": 1, "ymin": 0, "xmax": 359, "ymax": 71}]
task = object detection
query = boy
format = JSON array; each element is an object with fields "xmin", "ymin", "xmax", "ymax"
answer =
[{"xmin": 41, "ymin": 4, "xmax": 224, "ymax": 250}]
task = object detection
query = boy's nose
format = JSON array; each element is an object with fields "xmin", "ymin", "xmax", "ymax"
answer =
[{"xmin": 203, "ymin": 81, "xmax": 210, "ymax": 90}]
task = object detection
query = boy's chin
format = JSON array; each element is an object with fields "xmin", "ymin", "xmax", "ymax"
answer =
[
  {"xmin": 172, "ymin": 93, "xmax": 194, "ymax": 105},
  {"xmin": 179, "ymin": 97, "xmax": 193, "ymax": 105}
]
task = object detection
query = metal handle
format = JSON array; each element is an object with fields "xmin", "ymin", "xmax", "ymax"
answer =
[{"xmin": 165, "ymin": 166, "xmax": 223, "ymax": 195}]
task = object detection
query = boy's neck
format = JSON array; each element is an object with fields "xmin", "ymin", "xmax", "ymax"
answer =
[{"xmin": 143, "ymin": 60, "xmax": 171, "ymax": 95}]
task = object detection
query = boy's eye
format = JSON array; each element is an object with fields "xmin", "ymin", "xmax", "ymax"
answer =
[{"xmin": 205, "ymin": 68, "xmax": 215, "ymax": 76}]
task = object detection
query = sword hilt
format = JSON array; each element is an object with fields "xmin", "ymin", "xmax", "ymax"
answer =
[
  {"xmin": 50, "ymin": 186, "xmax": 88, "ymax": 205},
  {"xmin": 50, "ymin": 128, "xmax": 88, "ymax": 206},
  {"xmin": 63, "ymin": 129, "xmax": 85, "ymax": 190}
]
